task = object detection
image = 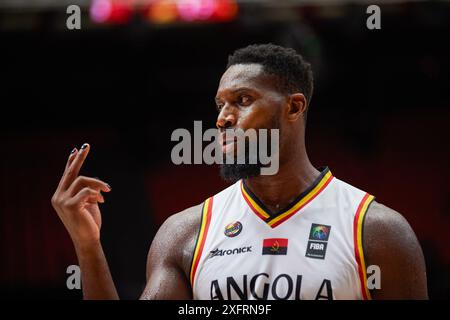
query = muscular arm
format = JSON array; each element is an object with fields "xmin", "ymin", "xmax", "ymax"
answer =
[
  {"xmin": 140, "ymin": 204, "xmax": 202, "ymax": 300},
  {"xmin": 75, "ymin": 242, "xmax": 119, "ymax": 299},
  {"xmin": 363, "ymin": 201, "xmax": 428, "ymax": 299}
]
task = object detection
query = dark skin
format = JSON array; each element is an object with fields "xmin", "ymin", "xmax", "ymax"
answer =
[{"xmin": 52, "ymin": 63, "xmax": 428, "ymax": 299}]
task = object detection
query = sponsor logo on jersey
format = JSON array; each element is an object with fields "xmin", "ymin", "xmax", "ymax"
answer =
[
  {"xmin": 262, "ymin": 238, "xmax": 288, "ymax": 255},
  {"xmin": 306, "ymin": 223, "xmax": 331, "ymax": 259},
  {"xmin": 210, "ymin": 246, "xmax": 252, "ymax": 258},
  {"xmin": 224, "ymin": 221, "xmax": 243, "ymax": 237}
]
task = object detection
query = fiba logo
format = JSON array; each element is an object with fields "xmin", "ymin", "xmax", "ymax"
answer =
[
  {"xmin": 306, "ymin": 224, "xmax": 331, "ymax": 259},
  {"xmin": 311, "ymin": 225, "xmax": 330, "ymax": 241}
]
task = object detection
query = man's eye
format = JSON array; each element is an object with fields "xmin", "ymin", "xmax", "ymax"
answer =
[
  {"xmin": 239, "ymin": 96, "xmax": 252, "ymax": 106},
  {"xmin": 216, "ymin": 104, "xmax": 224, "ymax": 111}
]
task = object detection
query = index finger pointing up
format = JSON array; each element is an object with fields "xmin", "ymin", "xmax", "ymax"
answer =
[{"xmin": 60, "ymin": 143, "xmax": 91, "ymax": 191}]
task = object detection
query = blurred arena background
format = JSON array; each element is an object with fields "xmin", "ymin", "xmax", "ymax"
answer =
[{"xmin": 0, "ymin": 0, "xmax": 449, "ymax": 299}]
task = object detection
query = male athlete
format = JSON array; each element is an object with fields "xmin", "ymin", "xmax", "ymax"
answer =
[{"xmin": 51, "ymin": 44, "xmax": 427, "ymax": 300}]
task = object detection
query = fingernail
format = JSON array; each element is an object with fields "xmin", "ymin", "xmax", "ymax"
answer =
[
  {"xmin": 106, "ymin": 183, "xmax": 112, "ymax": 191},
  {"xmin": 81, "ymin": 143, "xmax": 88, "ymax": 150},
  {"xmin": 70, "ymin": 148, "xmax": 77, "ymax": 154}
]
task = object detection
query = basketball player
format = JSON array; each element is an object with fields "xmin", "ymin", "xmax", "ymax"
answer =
[{"xmin": 51, "ymin": 44, "xmax": 428, "ymax": 300}]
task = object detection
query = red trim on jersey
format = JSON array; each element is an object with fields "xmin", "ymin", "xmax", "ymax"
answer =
[
  {"xmin": 190, "ymin": 197, "xmax": 213, "ymax": 287},
  {"xmin": 353, "ymin": 193, "xmax": 371, "ymax": 300},
  {"xmin": 269, "ymin": 175, "xmax": 334, "ymax": 228},
  {"xmin": 241, "ymin": 186, "xmax": 270, "ymax": 221}
]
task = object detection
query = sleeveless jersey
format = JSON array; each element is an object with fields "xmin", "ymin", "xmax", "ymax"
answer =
[{"xmin": 190, "ymin": 167, "xmax": 375, "ymax": 300}]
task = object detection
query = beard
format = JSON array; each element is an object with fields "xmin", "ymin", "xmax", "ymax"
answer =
[
  {"xmin": 219, "ymin": 118, "xmax": 281, "ymax": 183},
  {"xmin": 219, "ymin": 158, "xmax": 262, "ymax": 183}
]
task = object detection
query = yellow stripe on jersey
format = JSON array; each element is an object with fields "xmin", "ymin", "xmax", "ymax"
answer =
[
  {"xmin": 268, "ymin": 171, "xmax": 333, "ymax": 227},
  {"xmin": 190, "ymin": 197, "xmax": 213, "ymax": 287},
  {"xmin": 240, "ymin": 183, "xmax": 271, "ymax": 220},
  {"xmin": 354, "ymin": 193, "xmax": 375, "ymax": 300},
  {"xmin": 241, "ymin": 169, "xmax": 334, "ymax": 228}
]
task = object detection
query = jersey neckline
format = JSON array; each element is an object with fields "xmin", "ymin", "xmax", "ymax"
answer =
[{"xmin": 240, "ymin": 167, "xmax": 334, "ymax": 228}]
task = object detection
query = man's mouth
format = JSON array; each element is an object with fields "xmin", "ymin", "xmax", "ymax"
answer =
[{"xmin": 219, "ymin": 133, "xmax": 237, "ymax": 154}]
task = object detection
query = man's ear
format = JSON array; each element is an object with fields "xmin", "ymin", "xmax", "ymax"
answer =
[{"xmin": 286, "ymin": 93, "xmax": 307, "ymax": 121}]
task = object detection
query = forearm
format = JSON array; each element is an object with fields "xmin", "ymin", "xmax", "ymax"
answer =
[{"xmin": 74, "ymin": 240, "xmax": 119, "ymax": 300}]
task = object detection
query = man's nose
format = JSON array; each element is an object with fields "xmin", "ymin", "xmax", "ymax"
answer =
[{"xmin": 216, "ymin": 106, "xmax": 237, "ymax": 130}]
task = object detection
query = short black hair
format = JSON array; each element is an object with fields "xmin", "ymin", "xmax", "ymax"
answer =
[{"xmin": 227, "ymin": 43, "xmax": 314, "ymax": 108}]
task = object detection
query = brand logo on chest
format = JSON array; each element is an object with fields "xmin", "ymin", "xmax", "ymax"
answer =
[{"xmin": 210, "ymin": 246, "xmax": 252, "ymax": 258}]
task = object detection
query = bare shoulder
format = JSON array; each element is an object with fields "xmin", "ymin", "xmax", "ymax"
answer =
[
  {"xmin": 363, "ymin": 201, "xmax": 428, "ymax": 299},
  {"xmin": 146, "ymin": 203, "xmax": 204, "ymax": 279},
  {"xmin": 156, "ymin": 203, "xmax": 204, "ymax": 242},
  {"xmin": 364, "ymin": 201, "xmax": 418, "ymax": 245}
]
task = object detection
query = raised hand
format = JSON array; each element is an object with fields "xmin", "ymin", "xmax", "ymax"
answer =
[{"xmin": 51, "ymin": 143, "xmax": 111, "ymax": 246}]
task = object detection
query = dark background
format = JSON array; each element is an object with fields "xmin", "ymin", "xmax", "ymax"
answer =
[{"xmin": 0, "ymin": 0, "xmax": 449, "ymax": 299}]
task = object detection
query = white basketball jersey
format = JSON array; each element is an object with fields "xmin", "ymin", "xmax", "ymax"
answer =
[{"xmin": 190, "ymin": 167, "xmax": 375, "ymax": 300}]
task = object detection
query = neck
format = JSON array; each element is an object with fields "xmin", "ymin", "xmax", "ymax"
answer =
[{"xmin": 244, "ymin": 147, "xmax": 319, "ymax": 214}]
